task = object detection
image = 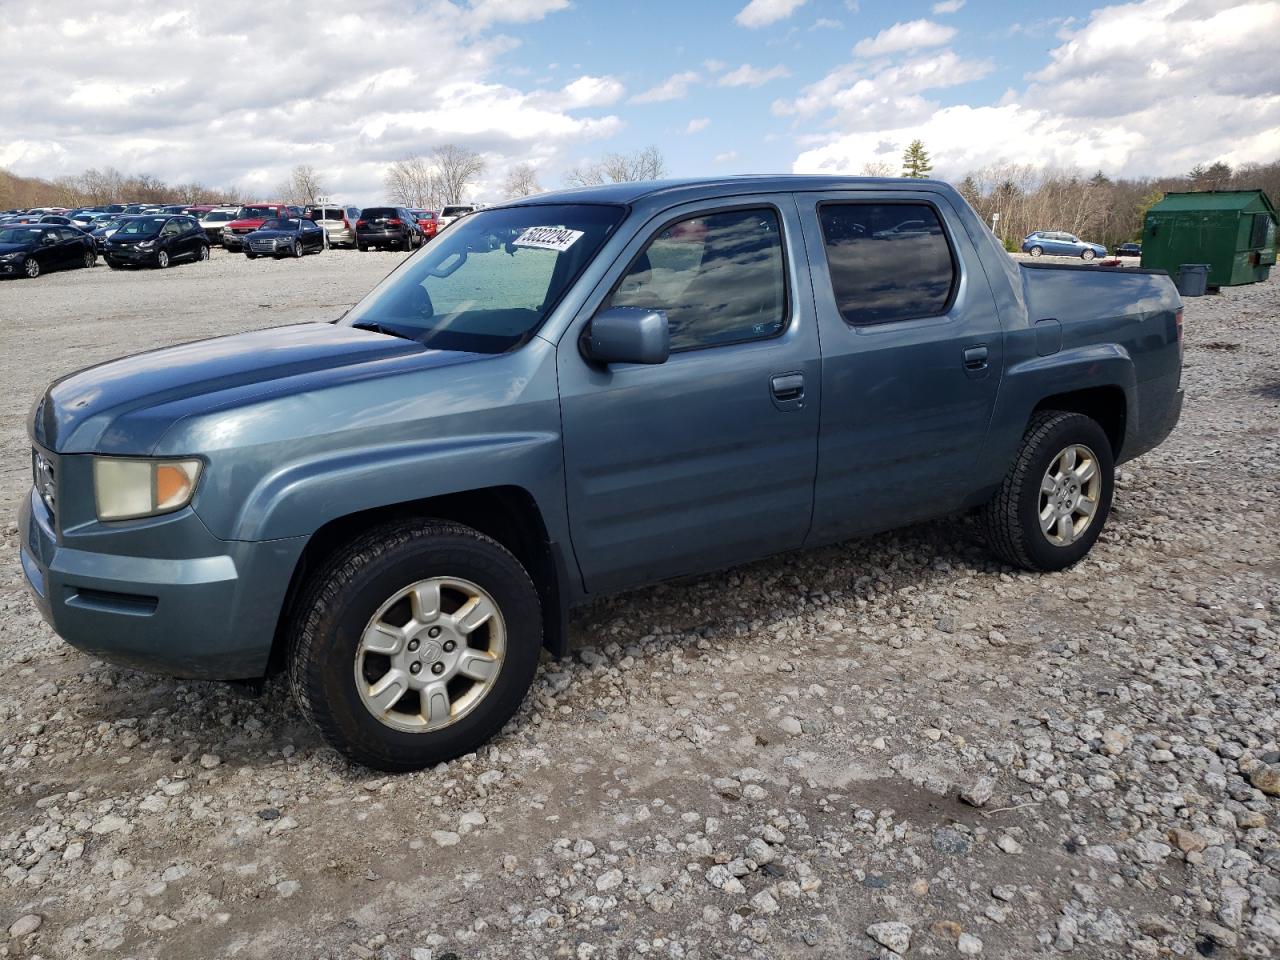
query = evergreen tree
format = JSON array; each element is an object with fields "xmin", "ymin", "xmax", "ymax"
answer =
[{"xmin": 901, "ymin": 140, "xmax": 933, "ymax": 179}]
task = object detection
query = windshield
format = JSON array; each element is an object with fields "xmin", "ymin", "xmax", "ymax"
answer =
[
  {"xmin": 116, "ymin": 217, "xmax": 167, "ymax": 237},
  {"xmin": 0, "ymin": 226, "xmax": 40, "ymax": 244},
  {"xmin": 342, "ymin": 203, "xmax": 625, "ymax": 354},
  {"xmin": 260, "ymin": 218, "xmax": 299, "ymax": 230},
  {"xmin": 238, "ymin": 206, "xmax": 276, "ymax": 219}
]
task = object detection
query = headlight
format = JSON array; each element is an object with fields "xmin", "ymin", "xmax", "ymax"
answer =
[
  {"xmin": 137, "ymin": 240, "xmax": 156, "ymax": 249},
  {"xmin": 93, "ymin": 457, "xmax": 202, "ymax": 521},
  {"xmin": 0, "ymin": 252, "xmax": 19, "ymax": 261}
]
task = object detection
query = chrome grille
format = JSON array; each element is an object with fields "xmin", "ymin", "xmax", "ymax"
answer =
[{"xmin": 32, "ymin": 448, "xmax": 55, "ymax": 519}]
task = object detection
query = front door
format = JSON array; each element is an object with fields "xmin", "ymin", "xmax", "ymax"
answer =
[
  {"xmin": 558, "ymin": 197, "xmax": 821, "ymax": 594},
  {"xmin": 796, "ymin": 191, "xmax": 1005, "ymax": 543}
]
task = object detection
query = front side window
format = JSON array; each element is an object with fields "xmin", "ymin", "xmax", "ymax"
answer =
[
  {"xmin": 818, "ymin": 202, "xmax": 956, "ymax": 326},
  {"xmin": 342, "ymin": 203, "xmax": 625, "ymax": 354},
  {"xmin": 607, "ymin": 208, "xmax": 787, "ymax": 352}
]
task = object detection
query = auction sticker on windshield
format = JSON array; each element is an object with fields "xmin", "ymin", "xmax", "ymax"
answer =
[{"xmin": 513, "ymin": 226, "xmax": 584, "ymax": 252}]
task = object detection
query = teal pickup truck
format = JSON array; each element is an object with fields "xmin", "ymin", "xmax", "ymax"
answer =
[{"xmin": 20, "ymin": 176, "xmax": 1184, "ymax": 770}]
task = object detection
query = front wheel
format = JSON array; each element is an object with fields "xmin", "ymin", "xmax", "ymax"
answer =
[
  {"xmin": 1029, "ymin": 245, "xmax": 1043, "ymax": 258},
  {"xmin": 198, "ymin": 244, "xmax": 210, "ymax": 261},
  {"xmin": 980, "ymin": 410, "xmax": 1114, "ymax": 572},
  {"xmin": 82, "ymin": 250, "xmax": 96, "ymax": 269},
  {"xmin": 292, "ymin": 240, "xmax": 303, "ymax": 258},
  {"xmin": 22, "ymin": 257, "xmax": 40, "ymax": 279},
  {"xmin": 245, "ymin": 252, "xmax": 258, "ymax": 260},
  {"xmin": 1081, "ymin": 248, "xmax": 1096, "ymax": 261},
  {"xmin": 156, "ymin": 250, "xmax": 169, "ymax": 269},
  {"xmin": 289, "ymin": 520, "xmax": 543, "ymax": 772}
]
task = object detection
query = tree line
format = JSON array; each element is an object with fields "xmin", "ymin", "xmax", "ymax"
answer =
[{"xmin": 5, "ymin": 141, "xmax": 1275, "ymax": 251}]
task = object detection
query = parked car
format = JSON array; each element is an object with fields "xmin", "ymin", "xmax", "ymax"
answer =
[
  {"xmin": 1021, "ymin": 231, "xmax": 1107, "ymax": 260},
  {"xmin": 197, "ymin": 208, "xmax": 239, "ymax": 244},
  {"xmin": 19, "ymin": 176, "xmax": 1184, "ymax": 771},
  {"xmin": 221, "ymin": 204, "xmax": 296, "ymax": 250},
  {"xmin": 0, "ymin": 224, "xmax": 96, "ymax": 278},
  {"xmin": 355, "ymin": 207, "xmax": 423, "ymax": 251},
  {"xmin": 307, "ymin": 204, "xmax": 362, "ymax": 247},
  {"xmin": 436, "ymin": 204, "xmax": 477, "ymax": 230},
  {"xmin": 104, "ymin": 215, "xmax": 210, "ymax": 269},
  {"xmin": 410, "ymin": 209, "xmax": 439, "ymax": 240},
  {"xmin": 87, "ymin": 216, "xmax": 129, "ymax": 254},
  {"xmin": 1115, "ymin": 242, "xmax": 1142, "ymax": 258},
  {"xmin": 243, "ymin": 217, "xmax": 327, "ymax": 259}
]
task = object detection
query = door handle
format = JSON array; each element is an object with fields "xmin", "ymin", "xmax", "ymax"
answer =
[
  {"xmin": 963, "ymin": 345, "xmax": 989, "ymax": 370},
  {"xmin": 770, "ymin": 373, "xmax": 805, "ymax": 401}
]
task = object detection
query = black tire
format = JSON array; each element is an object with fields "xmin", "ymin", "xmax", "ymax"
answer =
[
  {"xmin": 82, "ymin": 250, "xmax": 95, "ymax": 269},
  {"xmin": 198, "ymin": 244, "xmax": 210, "ymax": 261},
  {"xmin": 357, "ymin": 243, "xmax": 368, "ymax": 252},
  {"xmin": 106, "ymin": 258, "xmax": 122, "ymax": 270},
  {"xmin": 1081, "ymin": 248, "xmax": 1095, "ymax": 261},
  {"xmin": 288, "ymin": 519, "xmax": 543, "ymax": 772},
  {"xmin": 156, "ymin": 249, "xmax": 169, "ymax": 269},
  {"xmin": 980, "ymin": 410, "xmax": 1115, "ymax": 572},
  {"xmin": 245, "ymin": 252, "xmax": 258, "ymax": 260},
  {"xmin": 292, "ymin": 240, "xmax": 303, "ymax": 258},
  {"xmin": 1029, "ymin": 245, "xmax": 1043, "ymax": 257},
  {"xmin": 22, "ymin": 257, "xmax": 39, "ymax": 279}
]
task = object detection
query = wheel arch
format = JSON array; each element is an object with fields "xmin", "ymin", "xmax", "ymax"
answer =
[
  {"xmin": 1032, "ymin": 385, "xmax": 1128, "ymax": 459},
  {"xmin": 265, "ymin": 484, "xmax": 571, "ymax": 677}
]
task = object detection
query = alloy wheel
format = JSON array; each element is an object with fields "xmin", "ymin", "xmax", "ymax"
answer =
[
  {"xmin": 23, "ymin": 257, "xmax": 39, "ymax": 278},
  {"xmin": 353, "ymin": 577, "xmax": 506, "ymax": 733},
  {"xmin": 1038, "ymin": 444, "xmax": 1102, "ymax": 546}
]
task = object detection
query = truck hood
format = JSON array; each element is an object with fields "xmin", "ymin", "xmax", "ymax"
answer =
[{"xmin": 31, "ymin": 323, "xmax": 441, "ymax": 454}]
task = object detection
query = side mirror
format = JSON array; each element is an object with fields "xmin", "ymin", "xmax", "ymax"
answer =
[{"xmin": 584, "ymin": 307, "xmax": 670, "ymax": 365}]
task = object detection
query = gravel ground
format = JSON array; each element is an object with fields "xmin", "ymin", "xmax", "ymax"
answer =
[{"xmin": 0, "ymin": 249, "xmax": 1277, "ymax": 960}]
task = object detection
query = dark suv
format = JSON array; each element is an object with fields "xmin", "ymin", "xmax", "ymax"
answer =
[
  {"xmin": 356, "ymin": 207, "xmax": 423, "ymax": 252},
  {"xmin": 104, "ymin": 215, "xmax": 211, "ymax": 269}
]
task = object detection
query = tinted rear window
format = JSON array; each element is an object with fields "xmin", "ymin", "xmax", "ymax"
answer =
[
  {"xmin": 362, "ymin": 208, "xmax": 398, "ymax": 219},
  {"xmin": 818, "ymin": 203, "xmax": 956, "ymax": 326},
  {"xmin": 239, "ymin": 206, "xmax": 277, "ymax": 219},
  {"xmin": 312, "ymin": 208, "xmax": 345, "ymax": 220},
  {"xmin": 441, "ymin": 206, "xmax": 472, "ymax": 217}
]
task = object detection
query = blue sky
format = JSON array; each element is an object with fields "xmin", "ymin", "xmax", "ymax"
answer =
[{"xmin": 1, "ymin": 0, "xmax": 1277, "ymax": 203}]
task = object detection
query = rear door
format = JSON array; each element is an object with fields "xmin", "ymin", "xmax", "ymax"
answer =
[
  {"xmin": 797, "ymin": 190, "xmax": 1005, "ymax": 543},
  {"xmin": 558, "ymin": 196, "xmax": 821, "ymax": 593}
]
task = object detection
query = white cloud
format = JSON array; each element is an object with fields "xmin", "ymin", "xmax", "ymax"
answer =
[
  {"xmin": 703, "ymin": 59, "xmax": 728, "ymax": 74},
  {"xmin": 684, "ymin": 117, "xmax": 710, "ymax": 134},
  {"xmin": 0, "ymin": 0, "xmax": 618, "ymax": 203},
  {"xmin": 714, "ymin": 150, "xmax": 738, "ymax": 163},
  {"xmin": 718, "ymin": 63, "xmax": 791, "ymax": 88},
  {"xmin": 632, "ymin": 71, "xmax": 701, "ymax": 104},
  {"xmin": 811, "ymin": 17, "xmax": 843, "ymax": 29},
  {"xmin": 932, "ymin": 0, "xmax": 964, "ymax": 13},
  {"xmin": 735, "ymin": 0, "xmax": 807, "ymax": 28},
  {"xmin": 852, "ymin": 19, "xmax": 956, "ymax": 56},
  {"xmin": 792, "ymin": 0, "xmax": 1280, "ymax": 179}
]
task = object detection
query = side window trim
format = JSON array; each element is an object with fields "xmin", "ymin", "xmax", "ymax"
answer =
[
  {"xmin": 600, "ymin": 202, "xmax": 793, "ymax": 355},
  {"xmin": 815, "ymin": 197, "xmax": 961, "ymax": 328}
]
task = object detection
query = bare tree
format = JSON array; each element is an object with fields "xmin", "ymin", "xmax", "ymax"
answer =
[
  {"xmin": 280, "ymin": 164, "xmax": 324, "ymax": 205},
  {"xmin": 860, "ymin": 161, "xmax": 896, "ymax": 177},
  {"xmin": 502, "ymin": 162, "xmax": 542, "ymax": 199},
  {"xmin": 433, "ymin": 144, "xmax": 486, "ymax": 205},
  {"xmin": 384, "ymin": 155, "xmax": 438, "ymax": 208},
  {"xmin": 565, "ymin": 145, "xmax": 667, "ymax": 186}
]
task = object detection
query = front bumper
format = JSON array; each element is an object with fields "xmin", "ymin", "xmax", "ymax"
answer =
[
  {"xmin": 0, "ymin": 258, "xmax": 23, "ymax": 275},
  {"xmin": 105, "ymin": 246, "xmax": 157, "ymax": 264},
  {"xmin": 222, "ymin": 233, "xmax": 249, "ymax": 250},
  {"xmin": 19, "ymin": 487, "xmax": 306, "ymax": 680}
]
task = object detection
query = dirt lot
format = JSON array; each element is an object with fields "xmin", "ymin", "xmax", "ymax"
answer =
[{"xmin": 0, "ymin": 248, "xmax": 1277, "ymax": 960}]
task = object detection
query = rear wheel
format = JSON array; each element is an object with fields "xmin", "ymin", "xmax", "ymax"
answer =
[
  {"xmin": 1081, "ymin": 248, "xmax": 1095, "ymax": 261},
  {"xmin": 198, "ymin": 244, "xmax": 210, "ymax": 261},
  {"xmin": 82, "ymin": 250, "xmax": 95, "ymax": 269},
  {"xmin": 1029, "ymin": 245, "xmax": 1043, "ymax": 258},
  {"xmin": 357, "ymin": 243, "xmax": 368, "ymax": 252},
  {"xmin": 289, "ymin": 520, "xmax": 543, "ymax": 772},
  {"xmin": 981, "ymin": 411, "xmax": 1114, "ymax": 572}
]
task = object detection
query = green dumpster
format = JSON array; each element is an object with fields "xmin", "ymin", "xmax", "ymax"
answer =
[{"xmin": 1140, "ymin": 189, "xmax": 1277, "ymax": 287}]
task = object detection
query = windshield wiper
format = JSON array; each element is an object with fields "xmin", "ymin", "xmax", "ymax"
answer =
[{"xmin": 351, "ymin": 321, "xmax": 420, "ymax": 342}]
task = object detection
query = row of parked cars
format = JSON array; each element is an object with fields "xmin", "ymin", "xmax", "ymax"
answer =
[
  {"xmin": 0, "ymin": 201, "xmax": 482, "ymax": 279},
  {"xmin": 1019, "ymin": 231, "xmax": 1142, "ymax": 260}
]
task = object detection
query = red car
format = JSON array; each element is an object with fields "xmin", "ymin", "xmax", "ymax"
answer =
[
  {"xmin": 221, "ymin": 203, "xmax": 301, "ymax": 251},
  {"xmin": 411, "ymin": 209, "xmax": 438, "ymax": 240}
]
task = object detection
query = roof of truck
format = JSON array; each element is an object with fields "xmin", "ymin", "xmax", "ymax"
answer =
[{"xmin": 513, "ymin": 175, "xmax": 953, "ymax": 206}]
